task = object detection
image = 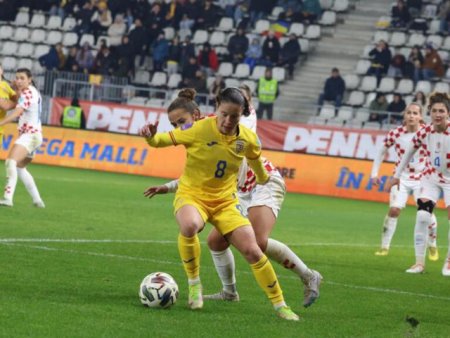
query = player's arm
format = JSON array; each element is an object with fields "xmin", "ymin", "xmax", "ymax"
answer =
[
  {"xmin": 370, "ymin": 145, "xmax": 389, "ymax": 186},
  {"xmin": 0, "ymin": 106, "xmax": 24, "ymax": 126},
  {"xmin": 245, "ymin": 135, "xmax": 269, "ymax": 184},
  {"xmin": 144, "ymin": 179, "xmax": 179, "ymax": 198},
  {"xmin": 386, "ymin": 142, "xmax": 419, "ymax": 191},
  {"xmin": 140, "ymin": 121, "xmax": 196, "ymax": 147}
]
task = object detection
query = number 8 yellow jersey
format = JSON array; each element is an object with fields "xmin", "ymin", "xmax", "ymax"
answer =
[{"xmin": 147, "ymin": 116, "xmax": 268, "ymax": 202}]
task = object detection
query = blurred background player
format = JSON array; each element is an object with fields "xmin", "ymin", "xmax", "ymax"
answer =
[
  {"xmin": 387, "ymin": 92, "xmax": 450, "ymax": 276},
  {"xmin": 145, "ymin": 87, "xmax": 322, "ymax": 308},
  {"xmin": 139, "ymin": 88, "xmax": 300, "ymax": 320},
  {"xmin": 0, "ymin": 64, "xmax": 17, "ymax": 143},
  {"xmin": 371, "ymin": 103, "xmax": 438, "ymax": 259},
  {"xmin": 0, "ymin": 68, "xmax": 45, "ymax": 208}
]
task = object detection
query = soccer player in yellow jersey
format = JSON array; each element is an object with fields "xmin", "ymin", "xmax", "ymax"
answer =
[
  {"xmin": 139, "ymin": 88, "xmax": 299, "ymax": 320},
  {"xmin": 0, "ymin": 65, "xmax": 17, "ymax": 143}
]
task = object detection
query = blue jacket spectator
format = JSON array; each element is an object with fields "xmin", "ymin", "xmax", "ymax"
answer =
[
  {"xmin": 151, "ymin": 33, "xmax": 169, "ymax": 71},
  {"xmin": 318, "ymin": 68, "xmax": 346, "ymax": 108}
]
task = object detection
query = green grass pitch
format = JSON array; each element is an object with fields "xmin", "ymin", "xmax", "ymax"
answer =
[{"xmin": 0, "ymin": 163, "xmax": 449, "ymax": 338}]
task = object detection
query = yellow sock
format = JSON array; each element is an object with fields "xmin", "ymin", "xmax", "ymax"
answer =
[
  {"xmin": 178, "ymin": 233, "xmax": 201, "ymax": 280},
  {"xmin": 250, "ymin": 254, "xmax": 284, "ymax": 305}
]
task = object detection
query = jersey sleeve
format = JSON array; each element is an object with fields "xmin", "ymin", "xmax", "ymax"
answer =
[
  {"xmin": 147, "ymin": 122, "xmax": 197, "ymax": 148},
  {"xmin": 371, "ymin": 145, "xmax": 388, "ymax": 178},
  {"xmin": 383, "ymin": 129, "xmax": 395, "ymax": 148},
  {"xmin": 17, "ymin": 89, "xmax": 32, "ymax": 110},
  {"xmin": 245, "ymin": 133, "xmax": 269, "ymax": 184}
]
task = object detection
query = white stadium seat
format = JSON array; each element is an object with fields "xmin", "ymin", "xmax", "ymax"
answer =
[
  {"xmin": 332, "ymin": 0, "xmax": 349, "ymax": 12},
  {"xmin": 62, "ymin": 32, "xmax": 79, "ymax": 47},
  {"xmin": 133, "ymin": 71, "xmax": 150, "ymax": 85},
  {"xmin": 146, "ymin": 98, "xmax": 165, "ymax": 107},
  {"xmin": 359, "ymin": 76, "xmax": 377, "ymax": 92},
  {"xmin": 233, "ymin": 63, "xmax": 250, "ymax": 79},
  {"xmin": 218, "ymin": 62, "xmax": 233, "ymax": 77},
  {"xmin": 17, "ymin": 43, "xmax": 34, "ymax": 58},
  {"xmin": 17, "ymin": 58, "xmax": 33, "ymax": 70},
  {"xmin": 47, "ymin": 31, "xmax": 63, "ymax": 45},
  {"xmin": 0, "ymin": 25, "xmax": 14, "ymax": 40},
  {"xmin": 288, "ymin": 23, "xmax": 304, "ymax": 37},
  {"xmin": 355, "ymin": 59, "xmax": 371, "ymax": 75},
  {"xmin": 29, "ymin": 13, "xmax": 46, "ymax": 28},
  {"xmin": 46, "ymin": 15, "xmax": 62, "ymax": 30},
  {"xmin": 253, "ymin": 20, "xmax": 270, "ymax": 34},
  {"xmin": 372, "ymin": 31, "xmax": 390, "ymax": 43},
  {"xmin": 298, "ymin": 38, "xmax": 309, "ymax": 53},
  {"xmin": 79, "ymin": 34, "xmax": 95, "ymax": 47},
  {"xmin": 336, "ymin": 106, "xmax": 354, "ymax": 120},
  {"xmin": 192, "ymin": 30, "xmax": 208, "ymax": 45},
  {"xmin": 225, "ymin": 78, "xmax": 240, "ymax": 87},
  {"xmin": 319, "ymin": 11, "xmax": 336, "ymax": 26},
  {"xmin": 364, "ymin": 92, "xmax": 377, "ymax": 107},
  {"xmin": 415, "ymin": 80, "xmax": 432, "ymax": 94},
  {"xmin": 251, "ymin": 66, "xmax": 266, "ymax": 80},
  {"xmin": 216, "ymin": 17, "xmax": 234, "ymax": 32},
  {"xmin": 346, "ymin": 91, "xmax": 365, "ymax": 106},
  {"xmin": 241, "ymin": 80, "xmax": 257, "ymax": 94},
  {"xmin": 62, "ymin": 17, "xmax": 77, "ymax": 31},
  {"xmin": 269, "ymin": 6, "xmax": 284, "ymax": 20},
  {"xmin": 209, "ymin": 31, "xmax": 226, "ymax": 46},
  {"xmin": 443, "ymin": 36, "xmax": 450, "ymax": 51},
  {"xmin": 150, "ymin": 72, "xmax": 167, "ymax": 87},
  {"xmin": 434, "ymin": 82, "xmax": 450, "ymax": 93},
  {"xmin": 2, "ymin": 56, "xmax": 17, "ymax": 71},
  {"xmin": 163, "ymin": 27, "xmax": 175, "ymax": 40},
  {"xmin": 30, "ymin": 29, "xmax": 47, "ymax": 44},
  {"xmin": 304, "ymin": 25, "xmax": 321, "ymax": 39},
  {"xmin": 13, "ymin": 11, "xmax": 29, "ymax": 26},
  {"xmin": 272, "ymin": 67, "xmax": 286, "ymax": 82},
  {"xmin": 396, "ymin": 79, "xmax": 414, "ymax": 95},
  {"xmin": 319, "ymin": 104, "xmax": 335, "ymax": 120},
  {"xmin": 389, "ymin": 32, "xmax": 406, "ymax": 47},
  {"xmin": 167, "ymin": 73, "xmax": 182, "ymax": 89},
  {"xmin": 127, "ymin": 96, "xmax": 147, "ymax": 106},
  {"xmin": 13, "ymin": 27, "xmax": 30, "ymax": 41},
  {"xmin": 33, "ymin": 44, "xmax": 50, "ymax": 59},
  {"xmin": 343, "ymin": 74, "xmax": 360, "ymax": 90},
  {"xmin": 0, "ymin": 41, "xmax": 18, "ymax": 56},
  {"xmin": 426, "ymin": 35, "xmax": 443, "ymax": 49},
  {"xmin": 407, "ymin": 33, "xmax": 426, "ymax": 47},
  {"xmin": 361, "ymin": 44, "xmax": 373, "ymax": 59},
  {"xmin": 354, "ymin": 108, "xmax": 370, "ymax": 122},
  {"xmin": 363, "ymin": 122, "xmax": 381, "ymax": 130},
  {"xmin": 377, "ymin": 77, "xmax": 395, "ymax": 93},
  {"xmin": 319, "ymin": 0, "xmax": 334, "ymax": 10}
]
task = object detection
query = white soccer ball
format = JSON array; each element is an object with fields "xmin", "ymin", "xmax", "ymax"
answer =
[{"xmin": 139, "ymin": 272, "xmax": 179, "ymax": 308}]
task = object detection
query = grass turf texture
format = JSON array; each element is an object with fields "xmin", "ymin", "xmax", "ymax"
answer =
[{"xmin": 0, "ymin": 163, "xmax": 449, "ymax": 338}]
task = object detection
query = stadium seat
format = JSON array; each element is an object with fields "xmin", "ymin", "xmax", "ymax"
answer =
[
  {"xmin": 167, "ymin": 73, "xmax": 182, "ymax": 89},
  {"xmin": 253, "ymin": 19, "xmax": 270, "ymax": 34},
  {"xmin": 443, "ymin": 36, "xmax": 450, "ymax": 51},
  {"xmin": 47, "ymin": 31, "xmax": 63, "ymax": 45},
  {"xmin": 29, "ymin": 13, "xmax": 46, "ymax": 28},
  {"xmin": 345, "ymin": 120, "xmax": 363, "ymax": 129},
  {"xmin": 79, "ymin": 34, "xmax": 95, "ymax": 47},
  {"xmin": 377, "ymin": 77, "xmax": 395, "ymax": 93},
  {"xmin": 199, "ymin": 104, "xmax": 215, "ymax": 114},
  {"xmin": 407, "ymin": 33, "xmax": 426, "ymax": 47},
  {"xmin": 62, "ymin": 17, "xmax": 77, "ymax": 31},
  {"xmin": 308, "ymin": 115, "xmax": 327, "ymax": 125},
  {"xmin": 319, "ymin": 0, "xmax": 334, "ymax": 9},
  {"xmin": 13, "ymin": 11, "xmax": 29, "ymax": 26},
  {"xmin": 319, "ymin": 104, "xmax": 335, "ymax": 119},
  {"xmin": 428, "ymin": 19, "xmax": 441, "ymax": 35},
  {"xmin": 304, "ymin": 25, "xmax": 321, "ymax": 39},
  {"xmin": 335, "ymin": 106, "xmax": 354, "ymax": 121},
  {"xmin": 146, "ymin": 98, "xmax": 165, "ymax": 107},
  {"xmin": 372, "ymin": 31, "xmax": 390, "ymax": 43},
  {"xmin": 434, "ymin": 82, "xmax": 450, "ymax": 93},
  {"xmin": 343, "ymin": 74, "xmax": 360, "ymax": 90},
  {"xmin": 423, "ymin": 4, "xmax": 437, "ymax": 18},
  {"xmin": 150, "ymin": 72, "xmax": 167, "ymax": 87},
  {"xmin": 346, "ymin": 91, "xmax": 365, "ymax": 106},
  {"xmin": 268, "ymin": 6, "xmax": 284, "ymax": 20},
  {"xmin": 363, "ymin": 121, "xmax": 381, "ymax": 130},
  {"xmin": 359, "ymin": 76, "xmax": 377, "ymax": 92},
  {"xmin": 381, "ymin": 123, "xmax": 398, "ymax": 131},
  {"xmin": 272, "ymin": 67, "xmax": 286, "ymax": 82},
  {"xmin": 426, "ymin": 35, "xmax": 443, "ymax": 49},
  {"xmin": 13, "ymin": 27, "xmax": 30, "ymax": 41},
  {"xmin": 209, "ymin": 31, "xmax": 226, "ymax": 46},
  {"xmin": 0, "ymin": 41, "xmax": 18, "ymax": 56},
  {"xmin": 233, "ymin": 63, "xmax": 250, "ymax": 79},
  {"xmin": 216, "ymin": 17, "xmax": 234, "ymax": 32},
  {"xmin": 385, "ymin": 93, "xmax": 394, "ymax": 103},
  {"xmin": 127, "ymin": 96, "xmax": 147, "ymax": 106},
  {"xmin": 375, "ymin": 16, "xmax": 391, "ymax": 28},
  {"xmin": 32, "ymin": 60, "xmax": 45, "ymax": 74},
  {"xmin": 225, "ymin": 78, "xmax": 240, "ymax": 87},
  {"xmin": 398, "ymin": 47, "xmax": 411, "ymax": 58},
  {"xmin": 396, "ymin": 79, "xmax": 414, "ymax": 95},
  {"xmin": 332, "ymin": 0, "xmax": 349, "ymax": 12},
  {"xmin": 96, "ymin": 36, "xmax": 110, "ymax": 49},
  {"xmin": 319, "ymin": 11, "xmax": 337, "ymax": 26},
  {"xmin": 46, "ymin": 15, "xmax": 62, "ymax": 30},
  {"xmin": 404, "ymin": 95, "xmax": 414, "ymax": 105},
  {"xmin": 17, "ymin": 58, "xmax": 33, "ymax": 70},
  {"xmin": 298, "ymin": 38, "xmax": 309, "ymax": 53},
  {"xmin": 30, "ymin": 29, "xmax": 46, "ymax": 44},
  {"xmin": 354, "ymin": 108, "xmax": 370, "ymax": 122},
  {"xmin": 133, "ymin": 71, "xmax": 150, "ymax": 85},
  {"xmin": 218, "ymin": 62, "xmax": 233, "ymax": 77},
  {"xmin": 415, "ymin": 80, "xmax": 432, "ymax": 94},
  {"xmin": 178, "ymin": 28, "xmax": 192, "ymax": 42},
  {"xmin": 17, "ymin": 43, "xmax": 34, "ymax": 58},
  {"xmin": 62, "ymin": 32, "xmax": 79, "ymax": 47},
  {"xmin": 0, "ymin": 25, "xmax": 14, "ymax": 40},
  {"xmin": 355, "ymin": 59, "xmax": 371, "ymax": 75},
  {"xmin": 33, "ymin": 44, "xmax": 50, "ymax": 59},
  {"xmin": 192, "ymin": 30, "xmax": 208, "ymax": 45},
  {"xmin": 163, "ymin": 27, "xmax": 175, "ymax": 40},
  {"xmin": 2, "ymin": 57, "xmax": 17, "ymax": 71},
  {"xmin": 327, "ymin": 119, "xmax": 344, "ymax": 127},
  {"xmin": 364, "ymin": 92, "xmax": 377, "ymax": 107},
  {"xmin": 361, "ymin": 45, "xmax": 373, "ymax": 59},
  {"xmin": 438, "ymin": 50, "xmax": 449, "ymax": 63},
  {"xmin": 251, "ymin": 65, "xmax": 266, "ymax": 80},
  {"xmin": 241, "ymin": 80, "xmax": 257, "ymax": 94},
  {"xmin": 287, "ymin": 23, "xmax": 305, "ymax": 37},
  {"xmin": 389, "ymin": 32, "xmax": 406, "ymax": 47}
]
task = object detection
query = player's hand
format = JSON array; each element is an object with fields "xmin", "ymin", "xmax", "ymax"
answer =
[
  {"xmin": 143, "ymin": 185, "xmax": 169, "ymax": 198},
  {"xmin": 384, "ymin": 177, "xmax": 400, "ymax": 192},
  {"xmin": 371, "ymin": 177, "xmax": 380, "ymax": 186},
  {"xmin": 139, "ymin": 121, "xmax": 159, "ymax": 138}
]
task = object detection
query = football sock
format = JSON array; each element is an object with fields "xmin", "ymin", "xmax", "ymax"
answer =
[
  {"xmin": 210, "ymin": 248, "xmax": 237, "ymax": 293},
  {"xmin": 427, "ymin": 213, "xmax": 438, "ymax": 247},
  {"xmin": 414, "ymin": 210, "xmax": 430, "ymax": 266},
  {"xmin": 3, "ymin": 159, "xmax": 17, "ymax": 201},
  {"xmin": 265, "ymin": 238, "xmax": 313, "ymax": 280},
  {"xmin": 17, "ymin": 168, "xmax": 42, "ymax": 203},
  {"xmin": 381, "ymin": 216, "xmax": 398, "ymax": 249},
  {"xmin": 447, "ymin": 221, "xmax": 450, "ymax": 258},
  {"xmin": 178, "ymin": 233, "xmax": 201, "ymax": 280},
  {"xmin": 250, "ymin": 254, "xmax": 284, "ymax": 306}
]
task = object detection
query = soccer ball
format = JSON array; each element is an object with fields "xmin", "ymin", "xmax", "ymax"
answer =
[{"xmin": 139, "ymin": 272, "xmax": 179, "ymax": 308}]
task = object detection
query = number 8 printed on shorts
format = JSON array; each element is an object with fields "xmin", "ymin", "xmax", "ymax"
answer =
[{"xmin": 214, "ymin": 160, "xmax": 227, "ymax": 178}]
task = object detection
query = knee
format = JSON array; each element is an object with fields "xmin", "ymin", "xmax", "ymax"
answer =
[
  {"xmin": 255, "ymin": 235, "xmax": 268, "ymax": 252},
  {"xmin": 388, "ymin": 208, "xmax": 401, "ymax": 218},
  {"xmin": 240, "ymin": 244, "xmax": 263, "ymax": 263},
  {"xmin": 207, "ymin": 232, "xmax": 229, "ymax": 251},
  {"xmin": 179, "ymin": 222, "xmax": 200, "ymax": 237}
]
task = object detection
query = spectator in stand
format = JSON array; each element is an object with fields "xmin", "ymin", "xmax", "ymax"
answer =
[
  {"xmin": 262, "ymin": 30, "xmax": 281, "ymax": 66},
  {"xmin": 367, "ymin": 40, "xmax": 392, "ymax": 85},
  {"xmin": 421, "ymin": 43, "xmax": 444, "ymax": 81},
  {"xmin": 63, "ymin": 46, "xmax": 80, "ymax": 72},
  {"xmin": 124, "ymin": 7, "xmax": 134, "ymax": 30},
  {"xmin": 438, "ymin": 0, "xmax": 450, "ymax": 35},
  {"xmin": 182, "ymin": 70, "xmax": 208, "ymax": 102},
  {"xmin": 115, "ymin": 35, "xmax": 134, "ymax": 78},
  {"xmin": 387, "ymin": 53, "xmax": 406, "ymax": 78},
  {"xmin": 93, "ymin": 46, "xmax": 115, "ymax": 75},
  {"xmin": 300, "ymin": 0, "xmax": 322, "ymax": 24},
  {"xmin": 180, "ymin": 35, "xmax": 196, "ymax": 69},
  {"xmin": 179, "ymin": 13, "xmax": 195, "ymax": 32},
  {"xmin": 249, "ymin": 0, "xmax": 276, "ymax": 25},
  {"xmin": 74, "ymin": 1, "xmax": 95, "ymax": 39},
  {"xmin": 208, "ymin": 74, "xmax": 225, "ymax": 105},
  {"xmin": 132, "ymin": 0, "xmax": 151, "ymax": 23},
  {"xmin": 182, "ymin": 56, "xmax": 200, "ymax": 83},
  {"xmin": 108, "ymin": 14, "xmax": 127, "ymax": 46},
  {"xmin": 0, "ymin": 0, "xmax": 17, "ymax": 21},
  {"xmin": 279, "ymin": 33, "xmax": 301, "ymax": 79},
  {"xmin": 91, "ymin": 2, "xmax": 112, "ymax": 40},
  {"xmin": 128, "ymin": 18, "xmax": 148, "ymax": 67},
  {"xmin": 368, "ymin": 93, "xmax": 388, "ymax": 122},
  {"xmin": 234, "ymin": 1, "xmax": 250, "ymax": 29},
  {"xmin": 412, "ymin": 91, "xmax": 427, "ymax": 108},
  {"xmin": 167, "ymin": 36, "xmax": 182, "ymax": 75},
  {"xmin": 256, "ymin": 68, "xmax": 279, "ymax": 120},
  {"xmin": 317, "ymin": 68, "xmax": 346, "ymax": 109},
  {"xmin": 404, "ymin": 45, "xmax": 424, "ymax": 81},
  {"xmin": 147, "ymin": 3, "xmax": 165, "ymax": 45},
  {"xmin": 386, "ymin": 93, "xmax": 406, "ymax": 124},
  {"xmin": 165, "ymin": 0, "xmax": 184, "ymax": 28},
  {"xmin": 197, "ymin": 42, "xmax": 219, "ymax": 76},
  {"xmin": 39, "ymin": 43, "xmax": 65, "ymax": 71},
  {"xmin": 217, "ymin": 0, "xmax": 237, "ymax": 18},
  {"xmin": 244, "ymin": 38, "xmax": 263, "ymax": 71},
  {"xmin": 406, "ymin": 0, "xmax": 422, "ymax": 18},
  {"xmin": 391, "ymin": 0, "xmax": 411, "ymax": 28},
  {"xmin": 228, "ymin": 28, "xmax": 249, "ymax": 64},
  {"xmin": 185, "ymin": 0, "xmax": 202, "ymax": 24},
  {"xmin": 197, "ymin": 0, "xmax": 221, "ymax": 30},
  {"xmin": 151, "ymin": 32, "xmax": 169, "ymax": 72},
  {"xmin": 49, "ymin": 0, "xmax": 67, "ymax": 20},
  {"xmin": 277, "ymin": 0, "xmax": 302, "ymax": 12},
  {"xmin": 76, "ymin": 41, "xmax": 95, "ymax": 73}
]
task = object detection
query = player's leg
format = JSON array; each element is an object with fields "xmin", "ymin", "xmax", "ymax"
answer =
[
  {"xmin": 441, "ymin": 187, "xmax": 450, "ymax": 276},
  {"xmin": 17, "ymin": 156, "xmax": 45, "ymax": 208},
  {"xmin": 0, "ymin": 144, "xmax": 28, "ymax": 206},
  {"xmin": 174, "ymin": 199, "xmax": 207, "ymax": 309},
  {"xmin": 204, "ymin": 228, "xmax": 239, "ymax": 300}
]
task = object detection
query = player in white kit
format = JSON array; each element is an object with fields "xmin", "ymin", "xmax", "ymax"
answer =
[
  {"xmin": 387, "ymin": 92, "xmax": 450, "ymax": 276},
  {"xmin": 0, "ymin": 68, "xmax": 45, "ymax": 208},
  {"xmin": 145, "ymin": 87, "xmax": 322, "ymax": 307},
  {"xmin": 371, "ymin": 103, "xmax": 438, "ymax": 259}
]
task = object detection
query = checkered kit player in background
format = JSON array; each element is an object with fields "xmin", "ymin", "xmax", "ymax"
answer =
[
  {"xmin": 386, "ymin": 92, "xmax": 450, "ymax": 276},
  {"xmin": 371, "ymin": 102, "xmax": 438, "ymax": 259}
]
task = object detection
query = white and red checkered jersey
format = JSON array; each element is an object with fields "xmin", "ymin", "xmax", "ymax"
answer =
[
  {"xmin": 395, "ymin": 123, "xmax": 450, "ymax": 183},
  {"xmin": 16, "ymin": 85, "xmax": 42, "ymax": 135},
  {"xmin": 238, "ymin": 157, "xmax": 281, "ymax": 193},
  {"xmin": 240, "ymin": 105, "xmax": 257, "ymax": 132},
  {"xmin": 373, "ymin": 125, "xmax": 428, "ymax": 181}
]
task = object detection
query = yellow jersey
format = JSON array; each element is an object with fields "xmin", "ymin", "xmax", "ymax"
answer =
[
  {"xmin": 0, "ymin": 80, "xmax": 16, "ymax": 135},
  {"xmin": 147, "ymin": 116, "xmax": 269, "ymax": 202}
]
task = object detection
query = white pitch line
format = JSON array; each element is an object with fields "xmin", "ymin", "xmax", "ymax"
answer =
[{"xmin": 2, "ymin": 242, "xmax": 450, "ymax": 303}]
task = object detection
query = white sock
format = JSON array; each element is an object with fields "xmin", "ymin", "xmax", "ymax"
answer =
[
  {"xmin": 17, "ymin": 168, "xmax": 42, "ymax": 203},
  {"xmin": 265, "ymin": 238, "xmax": 313, "ymax": 280},
  {"xmin": 447, "ymin": 221, "xmax": 450, "ymax": 259},
  {"xmin": 188, "ymin": 277, "xmax": 200, "ymax": 286},
  {"xmin": 210, "ymin": 248, "xmax": 236, "ymax": 294},
  {"xmin": 414, "ymin": 210, "xmax": 430, "ymax": 266},
  {"xmin": 3, "ymin": 159, "xmax": 17, "ymax": 201},
  {"xmin": 427, "ymin": 213, "xmax": 438, "ymax": 247},
  {"xmin": 381, "ymin": 216, "xmax": 398, "ymax": 249}
]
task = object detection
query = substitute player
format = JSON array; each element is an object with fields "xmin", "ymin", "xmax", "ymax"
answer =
[
  {"xmin": 0, "ymin": 68, "xmax": 45, "ymax": 208},
  {"xmin": 140, "ymin": 87, "xmax": 300, "ymax": 320},
  {"xmin": 387, "ymin": 92, "xmax": 450, "ymax": 275},
  {"xmin": 145, "ymin": 87, "xmax": 322, "ymax": 308},
  {"xmin": 371, "ymin": 103, "xmax": 438, "ymax": 259}
]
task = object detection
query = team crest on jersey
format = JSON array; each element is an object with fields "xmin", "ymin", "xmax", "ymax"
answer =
[
  {"xmin": 235, "ymin": 140, "xmax": 245, "ymax": 153},
  {"xmin": 437, "ymin": 142, "xmax": 441, "ymax": 150},
  {"xmin": 181, "ymin": 123, "xmax": 193, "ymax": 130}
]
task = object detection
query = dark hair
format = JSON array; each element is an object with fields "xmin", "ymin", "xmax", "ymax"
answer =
[
  {"xmin": 428, "ymin": 92, "xmax": 450, "ymax": 112},
  {"xmin": 239, "ymin": 83, "xmax": 252, "ymax": 103},
  {"xmin": 216, "ymin": 87, "xmax": 250, "ymax": 117},
  {"xmin": 167, "ymin": 88, "xmax": 199, "ymax": 114},
  {"xmin": 16, "ymin": 68, "xmax": 36, "ymax": 87}
]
